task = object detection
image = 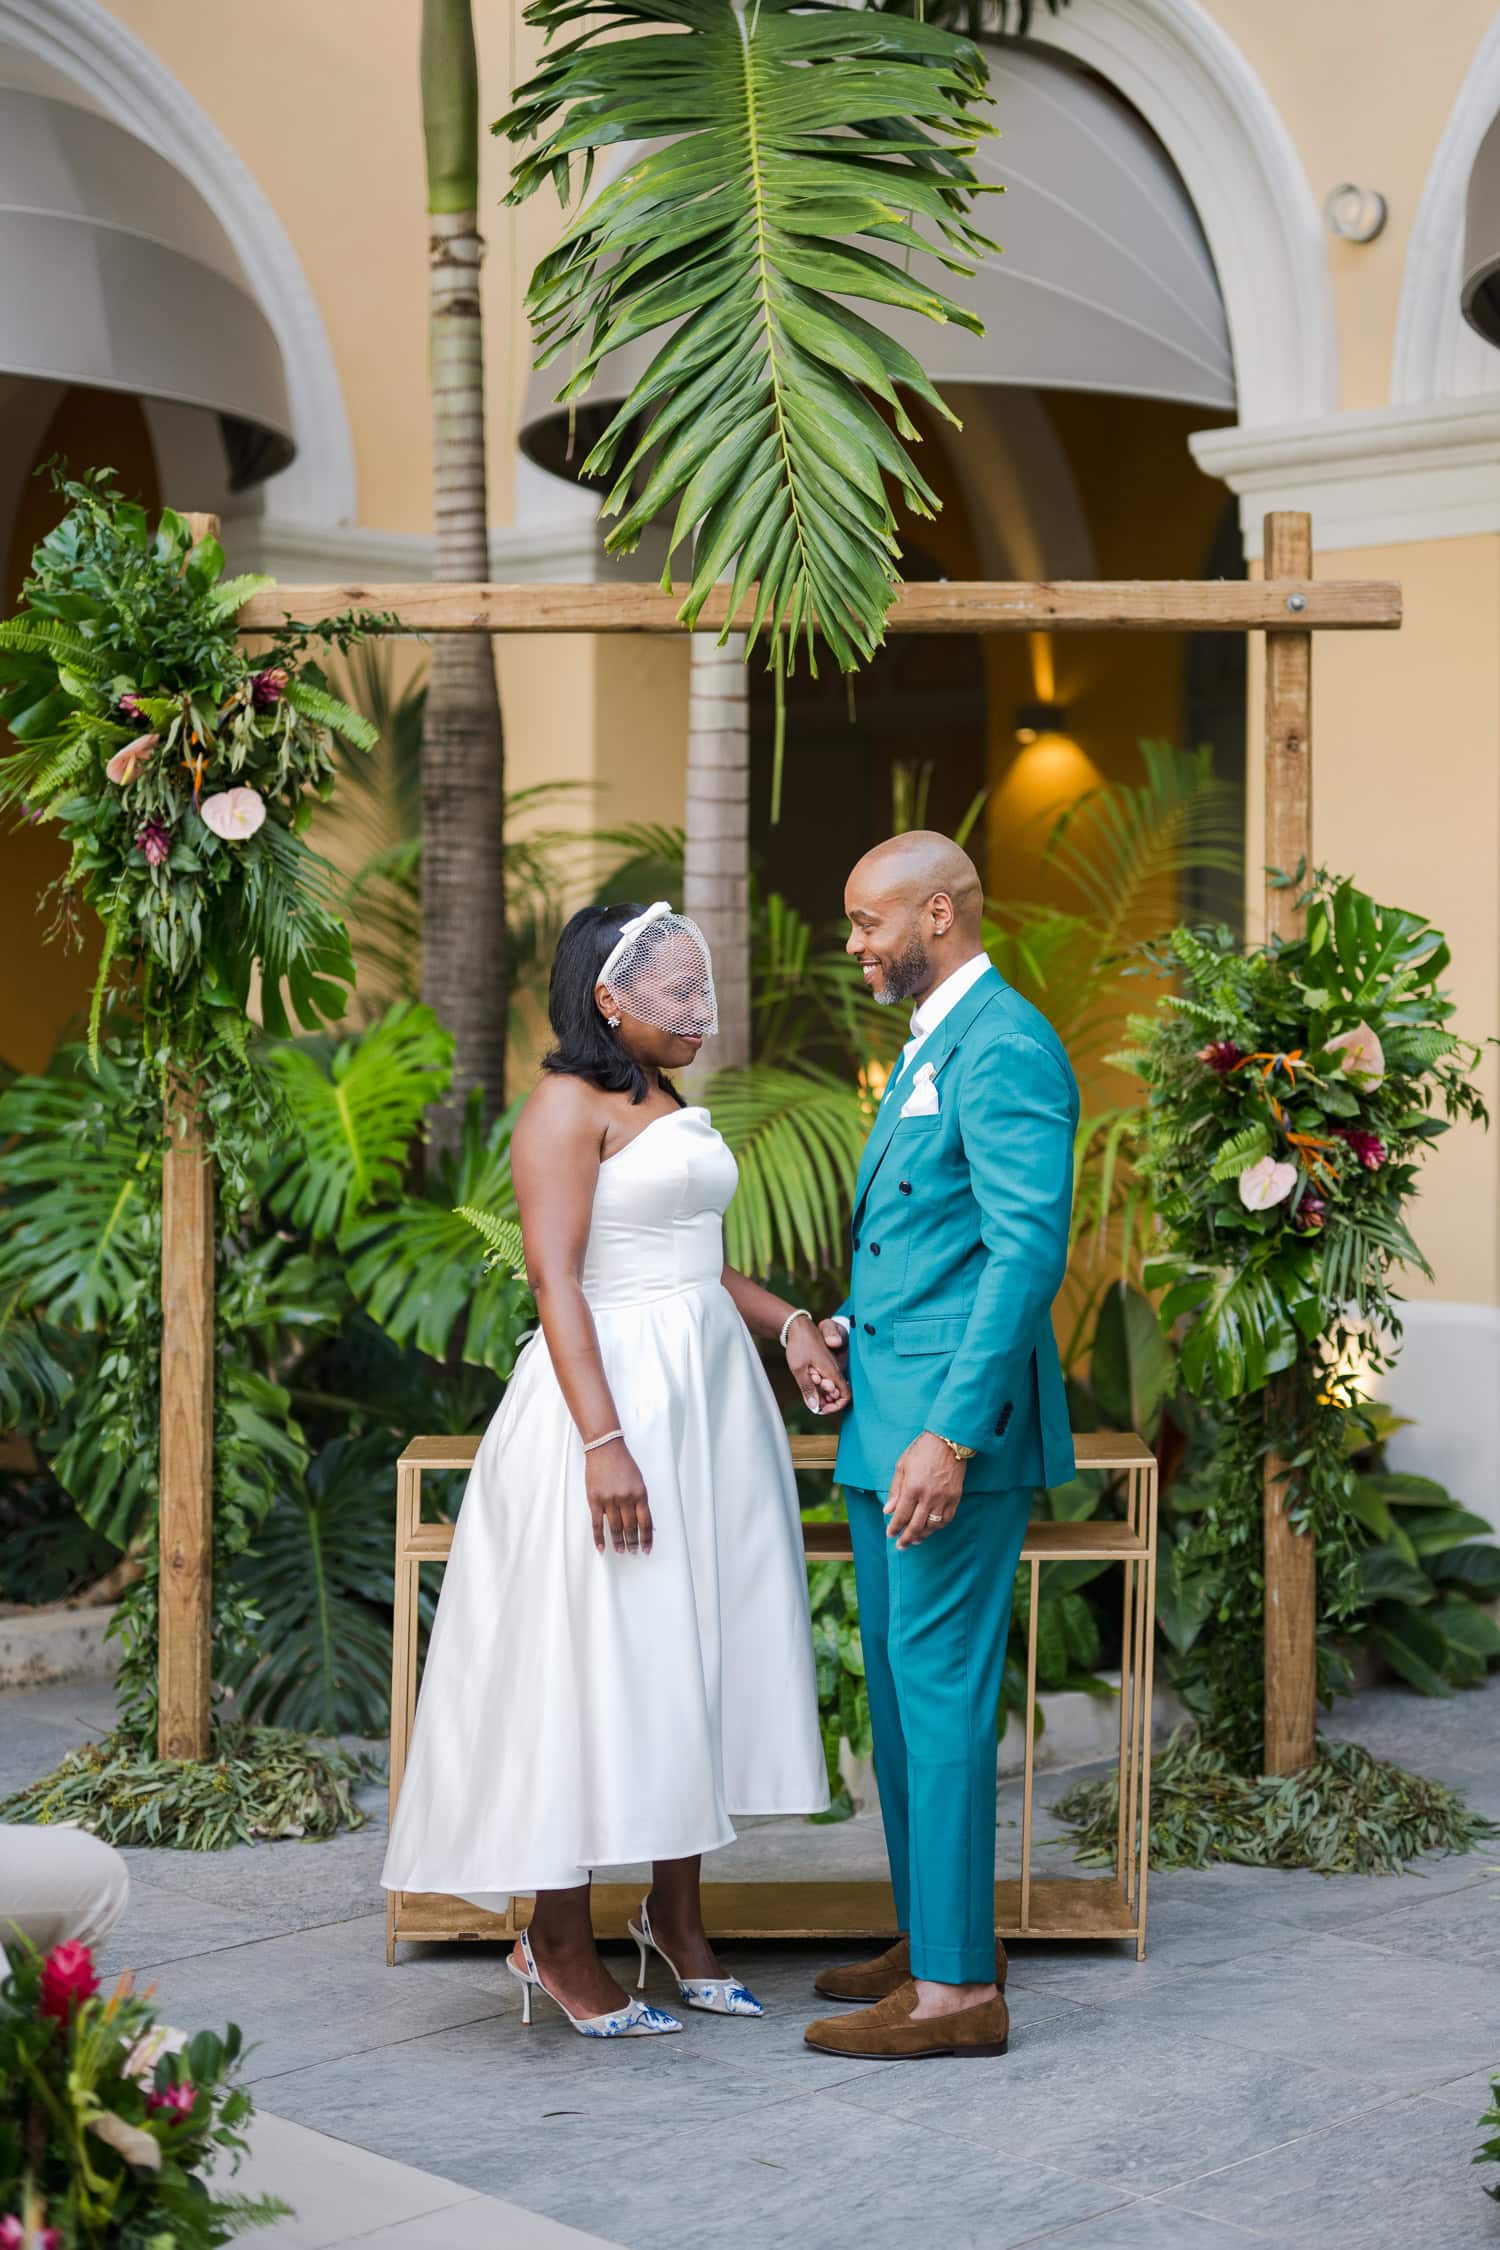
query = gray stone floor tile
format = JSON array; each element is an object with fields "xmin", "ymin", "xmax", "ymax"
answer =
[
  {"xmin": 509, "ymin": 2092, "xmax": 1130, "ymax": 2250},
  {"xmin": 1335, "ymin": 1864, "xmax": 1500, "ymax": 1970},
  {"xmin": 1420, "ymin": 2067, "xmax": 1500, "ymax": 2113},
  {"xmin": 1159, "ymin": 2091, "xmax": 1491, "ymax": 2249},
  {"xmin": 1021, "ymin": 2199, "xmax": 1272, "ymax": 2247},
  {"xmin": 827, "ymin": 2010, "xmax": 1387, "ymax": 2196},
  {"xmin": 116, "ymin": 1916, "xmax": 509, "ymax": 2082},
  {"xmin": 1082, "ymin": 1930, "xmax": 1500, "ymax": 2094},
  {"xmin": 95, "ymin": 1870, "xmax": 290, "ymax": 1974}
]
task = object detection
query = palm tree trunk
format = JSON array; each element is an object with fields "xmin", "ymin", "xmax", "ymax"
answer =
[
  {"xmin": 421, "ymin": 0, "xmax": 506, "ymax": 1148},
  {"xmin": 684, "ymin": 633, "xmax": 751, "ymax": 1073}
]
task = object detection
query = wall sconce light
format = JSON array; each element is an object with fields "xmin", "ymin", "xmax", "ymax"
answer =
[
  {"xmin": 1015, "ymin": 700, "xmax": 1068, "ymax": 746},
  {"xmin": 1324, "ymin": 184, "xmax": 1387, "ymax": 243}
]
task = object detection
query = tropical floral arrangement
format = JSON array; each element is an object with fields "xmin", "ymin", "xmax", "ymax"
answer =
[
  {"xmin": 1121, "ymin": 871, "xmax": 1489, "ymax": 1767},
  {"xmin": 0, "ymin": 1935, "xmax": 285, "ymax": 2248},
  {"xmin": 0, "ymin": 468, "xmax": 384, "ymax": 1755},
  {"xmin": 0, "ymin": 467, "xmax": 376, "ymax": 1102}
]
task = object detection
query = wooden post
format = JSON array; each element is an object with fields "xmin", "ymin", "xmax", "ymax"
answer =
[
  {"xmin": 157, "ymin": 511, "xmax": 219, "ymax": 1761},
  {"xmin": 1261, "ymin": 510, "xmax": 1318, "ymax": 1775}
]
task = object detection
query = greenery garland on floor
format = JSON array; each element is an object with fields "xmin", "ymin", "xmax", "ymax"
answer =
[
  {"xmin": 0, "ymin": 1727, "xmax": 375, "ymax": 1852},
  {"xmin": 1054, "ymin": 1728, "xmax": 1496, "ymax": 1877},
  {"xmin": 0, "ymin": 470, "xmax": 382, "ymax": 1812}
]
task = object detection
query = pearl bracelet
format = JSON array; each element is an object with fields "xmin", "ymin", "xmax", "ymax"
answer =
[
  {"xmin": 778, "ymin": 1307, "xmax": 813, "ymax": 1350},
  {"xmin": 583, "ymin": 1428, "xmax": 623, "ymax": 1454}
]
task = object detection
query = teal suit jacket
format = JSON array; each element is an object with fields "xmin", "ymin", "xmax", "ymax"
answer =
[{"xmin": 834, "ymin": 965, "xmax": 1079, "ymax": 1496}]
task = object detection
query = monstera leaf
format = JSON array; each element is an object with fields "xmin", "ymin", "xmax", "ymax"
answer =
[
  {"xmin": 343, "ymin": 1094, "xmax": 534, "ymax": 1376},
  {"xmin": 263, "ymin": 1002, "xmax": 454, "ymax": 1239}
]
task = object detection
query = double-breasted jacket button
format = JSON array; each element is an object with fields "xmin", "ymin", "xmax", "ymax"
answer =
[
  {"xmin": 898, "ymin": 1180, "xmax": 912, "ymax": 1195},
  {"xmin": 863, "ymin": 1321, "xmax": 875, "ymax": 1335},
  {"xmin": 853, "ymin": 1236, "xmax": 861, "ymax": 1251},
  {"xmin": 869, "ymin": 1243, "xmax": 881, "ymax": 1256}
]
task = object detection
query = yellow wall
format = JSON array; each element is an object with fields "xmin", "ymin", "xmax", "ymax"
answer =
[{"xmin": 1202, "ymin": 0, "xmax": 1498, "ymax": 408}]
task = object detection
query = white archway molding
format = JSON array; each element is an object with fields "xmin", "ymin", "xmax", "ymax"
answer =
[
  {"xmin": 1391, "ymin": 11, "xmax": 1500, "ymax": 405},
  {"xmin": 1031, "ymin": 0, "xmax": 1338, "ymax": 428},
  {"xmin": 0, "ymin": 0, "xmax": 355, "ymax": 527}
]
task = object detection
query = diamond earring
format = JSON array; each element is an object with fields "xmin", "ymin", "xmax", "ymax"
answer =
[{"xmin": 607, "ymin": 1015, "xmax": 621, "ymax": 1029}]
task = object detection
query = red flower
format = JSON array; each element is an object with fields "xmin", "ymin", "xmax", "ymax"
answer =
[
  {"xmin": 38, "ymin": 1939, "xmax": 98, "ymax": 2024},
  {"xmin": 1197, "ymin": 1040, "xmax": 1243, "ymax": 1075},
  {"xmin": 251, "ymin": 666, "xmax": 288, "ymax": 712},
  {"xmin": 1293, "ymin": 1189, "xmax": 1328, "ymax": 1231},
  {"xmin": 1335, "ymin": 1126, "xmax": 1386, "ymax": 1171},
  {"xmin": 135, "ymin": 820, "xmax": 171, "ymax": 868},
  {"xmin": 116, "ymin": 693, "xmax": 145, "ymax": 724},
  {"xmin": 147, "ymin": 2080, "xmax": 198, "ymax": 2121}
]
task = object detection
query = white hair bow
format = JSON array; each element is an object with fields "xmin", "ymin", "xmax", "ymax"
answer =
[{"xmin": 599, "ymin": 901, "xmax": 673, "ymax": 985}]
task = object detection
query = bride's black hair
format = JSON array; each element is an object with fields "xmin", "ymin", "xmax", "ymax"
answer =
[{"xmin": 541, "ymin": 902, "xmax": 685, "ymax": 1107}]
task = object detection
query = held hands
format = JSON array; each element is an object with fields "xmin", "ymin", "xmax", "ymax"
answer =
[
  {"xmin": 585, "ymin": 1438, "xmax": 653, "ymax": 1557},
  {"xmin": 884, "ymin": 1431, "xmax": 967, "ymax": 1548},
  {"xmin": 785, "ymin": 1314, "xmax": 850, "ymax": 1415}
]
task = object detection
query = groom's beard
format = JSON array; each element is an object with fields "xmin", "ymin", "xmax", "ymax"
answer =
[{"xmin": 873, "ymin": 933, "xmax": 930, "ymax": 1005}]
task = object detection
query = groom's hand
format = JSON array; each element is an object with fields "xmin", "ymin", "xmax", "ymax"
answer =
[
  {"xmin": 818, "ymin": 1318, "xmax": 849, "ymax": 1357},
  {"xmin": 885, "ymin": 1432, "xmax": 967, "ymax": 1548}
]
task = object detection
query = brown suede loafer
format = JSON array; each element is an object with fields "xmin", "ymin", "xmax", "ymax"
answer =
[
  {"xmin": 804, "ymin": 1980, "xmax": 1010, "ymax": 2060},
  {"xmin": 813, "ymin": 1934, "xmax": 1008, "ymax": 2002}
]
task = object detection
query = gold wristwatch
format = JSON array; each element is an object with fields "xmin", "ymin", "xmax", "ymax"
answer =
[{"xmin": 930, "ymin": 1431, "xmax": 977, "ymax": 1463}]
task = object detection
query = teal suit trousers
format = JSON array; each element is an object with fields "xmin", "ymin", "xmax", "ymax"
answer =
[{"xmin": 846, "ymin": 1483, "xmax": 1031, "ymax": 1984}]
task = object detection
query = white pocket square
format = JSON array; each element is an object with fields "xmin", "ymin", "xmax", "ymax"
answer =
[{"xmin": 899, "ymin": 1064, "xmax": 940, "ymax": 1118}]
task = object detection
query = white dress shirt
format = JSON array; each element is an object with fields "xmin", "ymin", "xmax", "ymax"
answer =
[{"xmin": 885, "ymin": 950, "xmax": 992, "ymax": 1096}]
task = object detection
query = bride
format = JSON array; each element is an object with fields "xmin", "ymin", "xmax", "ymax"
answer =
[{"xmin": 381, "ymin": 901, "xmax": 846, "ymax": 2038}]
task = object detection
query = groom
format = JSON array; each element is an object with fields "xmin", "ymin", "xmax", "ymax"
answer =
[{"xmin": 805, "ymin": 832, "xmax": 1079, "ymax": 2061}]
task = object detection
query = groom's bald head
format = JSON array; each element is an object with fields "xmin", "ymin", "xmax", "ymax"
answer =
[{"xmin": 844, "ymin": 831, "xmax": 986, "ymax": 1007}]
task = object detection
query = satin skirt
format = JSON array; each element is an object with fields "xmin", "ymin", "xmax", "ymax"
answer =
[{"xmin": 380, "ymin": 1280, "xmax": 829, "ymax": 1905}]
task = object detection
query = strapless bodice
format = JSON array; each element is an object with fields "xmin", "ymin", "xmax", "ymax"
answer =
[{"xmin": 580, "ymin": 1105, "xmax": 738, "ymax": 1311}]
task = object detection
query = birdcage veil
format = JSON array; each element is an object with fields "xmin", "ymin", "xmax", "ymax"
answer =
[{"xmin": 598, "ymin": 901, "xmax": 718, "ymax": 1041}]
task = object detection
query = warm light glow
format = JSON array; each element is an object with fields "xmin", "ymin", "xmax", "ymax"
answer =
[
  {"xmin": 996, "ymin": 732, "xmax": 1104, "ymax": 828},
  {"xmin": 859, "ymin": 1058, "xmax": 891, "ymax": 1118}
]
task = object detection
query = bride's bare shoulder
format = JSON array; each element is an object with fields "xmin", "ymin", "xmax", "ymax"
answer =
[{"xmin": 512, "ymin": 1073, "xmax": 608, "ymax": 1163}]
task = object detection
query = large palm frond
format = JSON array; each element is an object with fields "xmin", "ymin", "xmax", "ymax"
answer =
[
  {"xmin": 500, "ymin": 0, "xmax": 996, "ymax": 669},
  {"xmin": 702, "ymin": 1064, "xmax": 869, "ymax": 1274}
]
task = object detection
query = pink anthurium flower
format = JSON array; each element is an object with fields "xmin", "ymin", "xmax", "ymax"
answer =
[
  {"xmin": 1238, "ymin": 1155, "xmax": 1298, "ymax": 1211},
  {"xmin": 198, "ymin": 786, "xmax": 266, "ymax": 841},
  {"xmin": 104, "ymin": 732, "xmax": 158, "ymax": 785},
  {"xmin": 1326, "ymin": 1021, "xmax": 1385, "ymax": 1090}
]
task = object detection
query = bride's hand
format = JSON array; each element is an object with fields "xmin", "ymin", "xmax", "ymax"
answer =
[
  {"xmin": 585, "ymin": 1439, "xmax": 653, "ymax": 1557},
  {"xmin": 785, "ymin": 1319, "xmax": 851, "ymax": 1415}
]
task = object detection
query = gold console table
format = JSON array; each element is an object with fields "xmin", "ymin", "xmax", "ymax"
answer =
[{"xmin": 385, "ymin": 1429, "xmax": 1158, "ymax": 1964}]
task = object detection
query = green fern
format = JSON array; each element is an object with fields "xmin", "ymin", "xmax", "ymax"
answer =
[
  {"xmin": 282, "ymin": 675, "xmax": 379, "ymax": 752},
  {"xmin": 1208, "ymin": 1122, "xmax": 1273, "ymax": 1183},
  {"xmin": 455, "ymin": 1204, "xmax": 527, "ymax": 1278},
  {"xmin": 203, "ymin": 572, "xmax": 276, "ymax": 623},
  {"xmin": 0, "ymin": 615, "xmax": 110, "ymax": 678}
]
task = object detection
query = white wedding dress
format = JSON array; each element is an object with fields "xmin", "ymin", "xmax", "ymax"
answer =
[{"xmin": 380, "ymin": 1104, "xmax": 829, "ymax": 1907}]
